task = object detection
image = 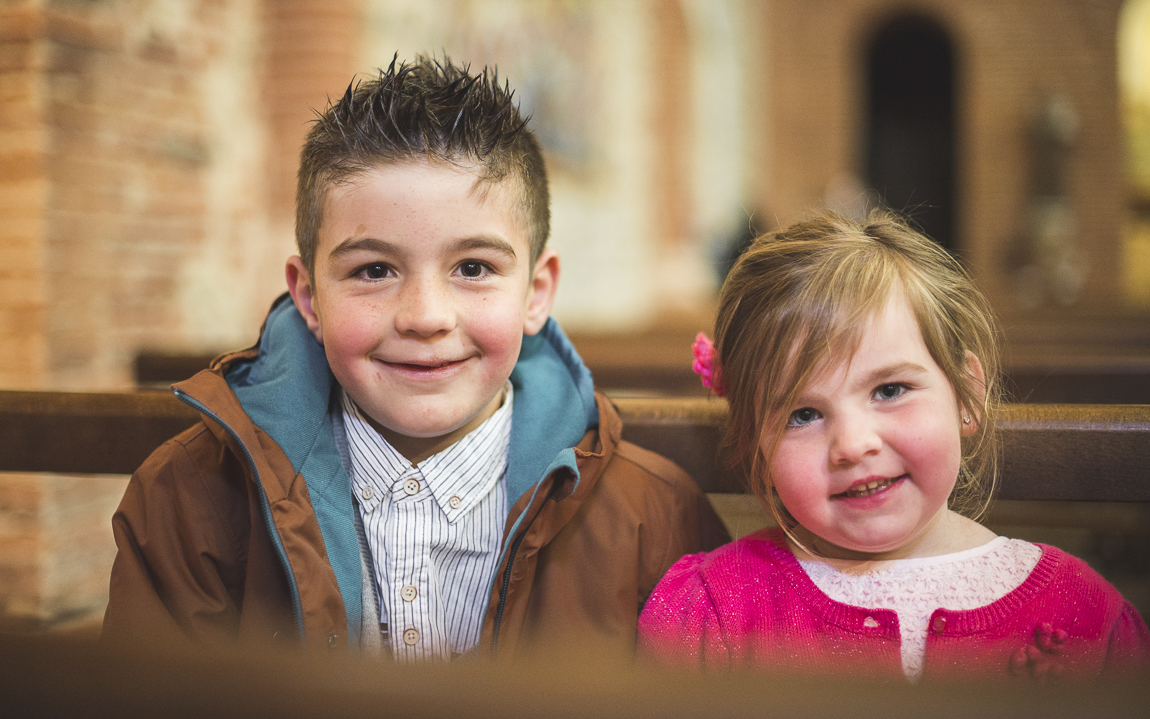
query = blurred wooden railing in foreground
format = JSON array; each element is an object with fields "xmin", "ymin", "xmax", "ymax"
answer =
[
  {"xmin": 2, "ymin": 391, "xmax": 1148, "ymax": 503},
  {"xmin": 2, "ymin": 633, "xmax": 1148, "ymax": 719}
]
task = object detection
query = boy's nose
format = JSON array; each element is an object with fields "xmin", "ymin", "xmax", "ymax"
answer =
[
  {"xmin": 828, "ymin": 416, "xmax": 882, "ymax": 466},
  {"xmin": 394, "ymin": 277, "xmax": 455, "ymax": 337}
]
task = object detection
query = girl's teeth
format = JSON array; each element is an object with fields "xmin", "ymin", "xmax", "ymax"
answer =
[{"xmin": 847, "ymin": 479, "xmax": 891, "ymax": 497}]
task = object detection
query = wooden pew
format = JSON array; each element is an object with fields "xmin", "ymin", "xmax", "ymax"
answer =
[
  {"xmin": 2, "ymin": 390, "xmax": 1148, "ymax": 619},
  {"xmin": 3, "ymin": 390, "xmax": 1147, "ymax": 502},
  {"xmin": 134, "ymin": 348, "xmax": 1150, "ymax": 403}
]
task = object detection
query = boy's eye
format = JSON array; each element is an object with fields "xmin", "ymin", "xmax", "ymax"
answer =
[
  {"xmin": 357, "ymin": 263, "xmax": 392, "ymax": 280},
  {"xmin": 457, "ymin": 261, "xmax": 490, "ymax": 279},
  {"xmin": 874, "ymin": 383, "xmax": 907, "ymax": 401},
  {"xmin": 787, "ymin": 407, "xmax": 820, "ymax": 427}
]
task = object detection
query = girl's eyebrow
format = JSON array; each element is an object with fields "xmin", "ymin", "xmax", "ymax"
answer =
[
  {"xmin": 798, "ymin": 361, "xmax": 932, "ymax": 404},
  {"xmin": 860, "ymin": 362, "xmax": 930, "ymax": 388}
]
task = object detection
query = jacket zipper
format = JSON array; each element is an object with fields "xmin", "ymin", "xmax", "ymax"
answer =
[
  {"xmin": 173, "ymin": 388, "xmax": 307, "ymax": 644},
  {"xmin": 490, "ymin": 494, "xmax": 552, "ymax": 656}
]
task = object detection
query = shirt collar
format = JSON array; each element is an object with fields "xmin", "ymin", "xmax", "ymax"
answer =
[{"xmin": 341, "ymin": 384, "xmax": 513, "ymax": 522}]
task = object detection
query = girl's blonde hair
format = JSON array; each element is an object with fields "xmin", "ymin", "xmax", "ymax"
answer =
[{"xmin": 714, "ymin": 210, "xmax": 1003, "ymax": 530}]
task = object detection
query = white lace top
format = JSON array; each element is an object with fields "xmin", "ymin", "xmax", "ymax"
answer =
[{"xmin": 799, "ymin": 537, "xmax": 1043, "ymax": 680}]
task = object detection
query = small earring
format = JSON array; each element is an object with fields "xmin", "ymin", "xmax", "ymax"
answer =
[{"xmin": 963, "ymin": 416, "xmax": 971, "ymax": 425}]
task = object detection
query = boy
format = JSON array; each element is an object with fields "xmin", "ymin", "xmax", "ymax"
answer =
[{"xmin": 103, "ymin": 57, "xmax": 727, "ymax": 660}]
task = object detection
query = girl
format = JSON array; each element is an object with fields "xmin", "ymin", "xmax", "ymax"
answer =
[{"xmin": 638, "ymin": 212, "xmax": 1149, "ymax": 681}]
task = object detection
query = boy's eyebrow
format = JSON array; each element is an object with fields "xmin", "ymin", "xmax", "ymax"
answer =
[
  {"xmin": 326, "ymin": 235, "xmax": 518, "ymax": 262},
  {"xmin": 328, "ymin": 236, "xmax": 399, "ymax": 260},
  {"xmin": 453, "ymin": 235, "xmax": 518, "ymax": 260}
]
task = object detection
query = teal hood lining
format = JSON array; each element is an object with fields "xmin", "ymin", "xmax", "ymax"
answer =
[
  {"xmin": 507, "ymin": 318, "xmax": 599, "ymax": 504},
  {"xmin": 226, "ymin": 295, "xmax": 363, "ymax": 645}
]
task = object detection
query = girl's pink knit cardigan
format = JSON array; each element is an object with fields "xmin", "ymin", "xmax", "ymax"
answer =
[{"xmin": 638, "ymin": 528, "xmax": 1150, "ymax": 681}]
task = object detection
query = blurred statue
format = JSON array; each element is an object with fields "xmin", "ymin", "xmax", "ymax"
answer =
[{"xmin": 1011, "ymin": 94, "xmax": 1085, "ymax": 308}]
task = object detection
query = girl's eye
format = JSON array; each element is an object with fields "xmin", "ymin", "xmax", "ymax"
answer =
[
  {"xmin": 358, "ymin": 263, "xmax": 392, "ymax": 280},
  {"xmin": 787, "ymin": 407, "xmax": 821, "ymax": 427},
  {"xmin": 457, "ymin": 261, "xmax": 490, "ymax": 279},
  {"xmin": 874, "ymin": 383, "xmax": 907, "ymax": 401}
]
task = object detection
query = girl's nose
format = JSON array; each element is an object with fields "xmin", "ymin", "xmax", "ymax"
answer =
[
  {"xmin": 394, "ymin": 277, "xmax": 455, "ymax": 337},
  {"xmin": 828, "ymin": 416, "xmax": 883, "ymax": 466}
]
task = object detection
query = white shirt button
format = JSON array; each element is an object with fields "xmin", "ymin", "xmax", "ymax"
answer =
[
  {"xmin": 361, "ymin": 486, "xmax": 374, "ymax": 500},
  {"xmin": 448, "ymin": 495, "xmax": 462, "ymax": 510},
  {"xmin": 403, "ymin": 628, "xmax": 420, "ymax": 646},
  {"xmin": 401, "ymin": 584, "xmax": 418, "ymax": 602},
  {"xmin": 403, "ymin": 478, "xmax": 420, "ymax": 495}
]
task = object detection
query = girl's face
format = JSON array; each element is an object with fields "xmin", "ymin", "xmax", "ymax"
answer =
[{"xmin": 766, "ymin": 295, "xmax": 980, "ymax": 560}]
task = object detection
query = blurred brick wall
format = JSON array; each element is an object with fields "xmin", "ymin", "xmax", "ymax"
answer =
[
  {"xmin": 0, "ymin": 0, "xmax": 359, "ymax": 632},
  {"xmin": 45, "ymin": 3, "xmax": 209, "ymax": 389},
  {"xmin": 0, "ymin": 0, "xmax": 280, "ymax": 392},
  {"xmin": 0, "ymin": 0, "xmax": 364, "ymax": 392},
  {"xmin": 0, "ymin": 473, "xmax": 127, "ymax": 631},
  {"xmin": 264, "ymin": 0, "xmax": 359, "ymax": 239},
  {"xmin": 0, "ymin": 0, "xmax": 275, "ymax": 631},
  {"xmin": 0, "ymin": 1, "xmax": 48, "ymax": 390}
]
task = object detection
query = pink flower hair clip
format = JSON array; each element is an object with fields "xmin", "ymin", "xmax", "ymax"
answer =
[{"xmin": 691, "ymin": 332, "xmax": 726, "ymax": 397}]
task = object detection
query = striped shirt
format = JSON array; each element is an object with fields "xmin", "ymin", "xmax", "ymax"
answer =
[{"xmin": 340, "ymin": 385, "xmax": 511, "ymax": 662}]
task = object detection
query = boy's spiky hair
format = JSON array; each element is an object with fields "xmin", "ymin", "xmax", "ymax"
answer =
[{"xmin": 295, "ymin": 55, "xmax": 550, "ymax": 274}]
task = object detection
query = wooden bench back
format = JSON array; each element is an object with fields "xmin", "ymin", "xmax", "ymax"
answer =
[
  {"xmin": 134, "ymin": 350, "xmax": 1150, "ymax": 403},
  {"xmin": 2, "ymin": 390, "xmax": 1147, "ymax": 503}
]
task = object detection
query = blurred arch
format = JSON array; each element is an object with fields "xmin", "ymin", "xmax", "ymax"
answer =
[{"xmin": 864, "ymin": 13, "xmax": 958, "ymax": 252}]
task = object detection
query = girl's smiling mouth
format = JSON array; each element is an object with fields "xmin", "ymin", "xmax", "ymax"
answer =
[{"xmin": 834, "ymin": 474, "xmax": 906, "ymax": 499}]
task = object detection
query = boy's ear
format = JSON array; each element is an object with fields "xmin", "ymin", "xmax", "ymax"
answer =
[
  {"xmin": 960, "ymin": 350, "xmax": 985, "ymax": 437},
  {"xmin": 285, "ymin": 256, "xmax": 324, "ymax": 345},
  {"xmin": 523, "ymin": 249, "xmax": 560, "ymax": 336}
]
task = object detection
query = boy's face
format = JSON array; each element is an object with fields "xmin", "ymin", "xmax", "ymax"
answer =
[{"xmin": 287, "ymin": 161, "xmax": 558, "ymax": 463}]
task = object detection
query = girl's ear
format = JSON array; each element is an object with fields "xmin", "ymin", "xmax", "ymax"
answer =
[{"xmin": 960, "ymin": 350, "xmax": 985, "ymax": 437}]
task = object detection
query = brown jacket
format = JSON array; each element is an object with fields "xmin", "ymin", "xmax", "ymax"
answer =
[{"xmin": 103, "ymin": 300, "xmax": 727, "ymax": 658}]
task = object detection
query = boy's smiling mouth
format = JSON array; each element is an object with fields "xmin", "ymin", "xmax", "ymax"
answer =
[
  {"xmin": 379, "ymin": 357, "xmax": 470, "ymax": 375},
  {"xmin": 393, "ymin": 360, "xmax": 457, "ymax": 369},
  {"xmin": 834, "ymin": 474, "xmax": 906, "ymax": 499}
]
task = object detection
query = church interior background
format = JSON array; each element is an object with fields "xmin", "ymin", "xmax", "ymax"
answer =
[{"xmin": 1, "ymin": 0, "xmax": 1149, "ymax": 634}]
